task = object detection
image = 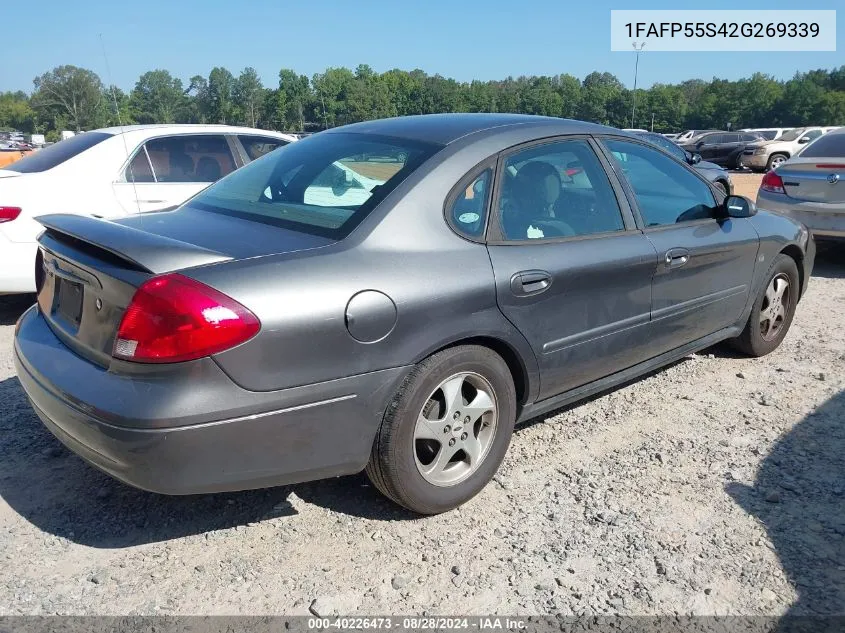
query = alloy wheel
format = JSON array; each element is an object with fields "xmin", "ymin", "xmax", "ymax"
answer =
[
  {"xmin": 413, "ymin": 372, "xmax": 498, "ymax": 487},
  {"xmin": 760, "ymin": 273, "xmax": 790, "ymax": 341}
]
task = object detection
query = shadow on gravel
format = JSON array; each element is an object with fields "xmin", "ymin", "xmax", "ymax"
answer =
[
  {"xmin": 0, "ymin": 294, "xmax": 34, "ymax": 326},
  {"xmin": 812, "ymin": 243, "xmax": 845, "ymax": 280},
  {"xmin": 0, "ymin": 376, "xmax": 413, "ymax": 548},
  {"xmin": 727, "ymin": 389, "xmax": 845, "ymax": 618}
]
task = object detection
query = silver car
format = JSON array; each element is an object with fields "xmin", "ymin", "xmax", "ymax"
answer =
[{"xmin": 757, "ymin": 128, "xmax": 845, "ymax": 240}]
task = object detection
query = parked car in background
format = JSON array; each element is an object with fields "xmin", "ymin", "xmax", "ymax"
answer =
[
  {"xmin": 756, "ymin": 127, "xmax": 845, "ymax": 241},
  {"xmin": 14, "ymin": 114, "xmax": 814, "ymax": 515},
  {"xmin": 0, "ymin": 124, "xmax": 297, "ymax": 293},
  {"xmin": 740, "ymin": 127, "xmax": 841, "ymax": 172},
  {"xmin": 674, "ymin": 129, "xmax": 720, "ymax": 144},
  {"xmin": 680, "ymin": 131, "xmax": 765, "ymax": 169},
  {"xmin": 739, "ymin": 128, "xmax": 791, "ymax": 141},
  {"xmin": 632, "ymin": 131, "xmax": 732, "ymax": 195}
]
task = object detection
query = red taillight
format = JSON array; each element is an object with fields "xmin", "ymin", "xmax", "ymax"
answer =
[
  {"xmin": 113, "ymin": 273, "xmax": 260, "ymax": 363},
  {"xmin": 760, "ymin": 170, "xmax": 785, "ymax": 194},
  {"xmin": 0, "ymin": 206, "xmax": 21, "ymax": 223}
]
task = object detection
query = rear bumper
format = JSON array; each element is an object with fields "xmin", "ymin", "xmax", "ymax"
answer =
[
  {"xmin": 757, "ymin": 190, "xmax": 845, "ymax": 239},
  {"xmin": 0, "ymin": 236, "xmax": 36, "ymax": 293},
  {"xmin": 14, "ymin": 306, "xmax": 411, "ymax": 495}
]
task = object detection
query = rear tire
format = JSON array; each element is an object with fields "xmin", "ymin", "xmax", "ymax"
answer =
[
  {"xmin": 731, "ymin": 254, "xmax": 799, "ymax": 357},
  {"xmin": 366, "ymin": 345, "xmax": 516, "ymax": 515}
]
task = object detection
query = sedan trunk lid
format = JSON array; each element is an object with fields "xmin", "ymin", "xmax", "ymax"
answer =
[
  {"xmin": 34, "ymin": 210, "xmax": 334, "ymax": 368},
  {"xmin": 778, "ymin": 161, "xmax": 845, "ymax": 204}
]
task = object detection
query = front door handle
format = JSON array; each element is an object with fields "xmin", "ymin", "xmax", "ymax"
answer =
[
  {"xmin": 510, "ymin": 270, "xmax": 552, "ymax": 297},
  {"xmin": 664, "ymin": 248, "xmax": 690, "ymax": 269}
]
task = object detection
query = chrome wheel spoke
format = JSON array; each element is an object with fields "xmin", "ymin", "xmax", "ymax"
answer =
[
  {"xmin": 415, "ymin": 415, "xmax": 446, "ymax": 441},
  {"xmin": 461, "ymin": 390, "xmax": 494, "ymax": 426},
  {"xmin": 463, "ymin": 433, "xmax": 483, "ymax": 465},
  {"xmin": 440, "ymin": 375, "xmax": 466, "ymax": 419}
]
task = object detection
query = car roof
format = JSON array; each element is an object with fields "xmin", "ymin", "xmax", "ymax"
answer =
[
  {"xmin": 93, "ymin": 124, "xmax": 298, "ymax": 140},
  {"xmin": 324, "ymin": 113, "xmax": 620, "ymax": 145}
]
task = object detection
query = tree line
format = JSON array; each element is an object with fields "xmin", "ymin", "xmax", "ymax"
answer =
[{"xmin": 2, "ymin": 63, "xmax": 844, "ymax": 141}]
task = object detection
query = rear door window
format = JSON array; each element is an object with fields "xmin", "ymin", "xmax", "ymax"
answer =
[
  {"xmin": 1, "ymin": 132, "xmax": 112, "ymax": 173},
  {"xmin": 238, "ymin": 135, "xmax": 290, "ymax": 161},
  {"xmin": 142, "ymin": 135, "xmax": 237, "ymax": 183}
]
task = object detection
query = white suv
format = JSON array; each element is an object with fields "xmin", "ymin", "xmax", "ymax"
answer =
[{"xmin": 740, "ymin": 126, "xmax": 840, "ymax": 172}]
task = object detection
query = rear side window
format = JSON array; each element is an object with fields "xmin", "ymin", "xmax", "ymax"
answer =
[
  {"xmin": 139, "ymin": 135, "xmax": 237, "ymax": 183},
  {"xmin": 605, "ymin": 138, "xmax": 717, "ymax": 227},
  {"xmin": 124, "ymin": 148, "xmax": 155, "ymax": 183},
  {"xmin": 798, "ymin": 133, "xmax": 845, "ymax": 157},
  {"xmin": 238, "ymin": 135, "xmax": 290, "ymax": 161},
  {"xmin": 448, "ymin": 169, "xmax": 491, "ymax": 239},
  {"xmin": 188, "ymin": 132, "xmax": 440, "ymax": 239},
  {"xmin": 1, "ymin": 132, "xmax": 112, "ymax": 173}
]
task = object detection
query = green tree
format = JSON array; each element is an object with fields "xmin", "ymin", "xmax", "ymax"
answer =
[
  {"xmin": 0, "ymin": 91, "xmax": 35, "ymax": 133},
  {"xmin": 234, "ymin": 67, "xmax": 264, "ymax": 128},
  {"xmin": 206, "ymin": 67, "xmax": 236, "ymax": 124},
  {"xmin": 31, "ymin": 65, "xmax": 104, "ymax": 131},
  {"xmin": 129, "ymin": 70, "xmax": 186, "ymax": 124}
]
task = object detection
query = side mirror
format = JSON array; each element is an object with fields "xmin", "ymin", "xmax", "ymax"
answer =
[
  {"xmin": 690, "ymin": 153, "xmax": 702, "ymax": 165},
  {"xmin": 723, "ymin": 195, "xmax": 757, "ymax": 218},
  {"xmin": 798, "ymin": 136, "xmax": 811, "ymax": 144}
]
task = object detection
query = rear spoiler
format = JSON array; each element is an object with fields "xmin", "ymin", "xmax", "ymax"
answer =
[{"xmin": 36, "ymin": 214, "xmax": 232, "ymax": 274}]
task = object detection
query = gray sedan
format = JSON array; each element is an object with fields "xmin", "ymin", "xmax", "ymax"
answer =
[
  {"xmin": 15, "ymin": 114, "xmax": 815, "ymax": 514},
  {"xmin": 756, "ymin": 127, "xmax": 845, "ymax": 241}
]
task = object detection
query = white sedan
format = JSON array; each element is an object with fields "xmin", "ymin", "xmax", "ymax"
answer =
[{"xmin": 0, "ymin": 124, "xmax": 297, "ymax": 293}]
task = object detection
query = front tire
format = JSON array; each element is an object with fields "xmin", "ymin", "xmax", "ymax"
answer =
[
  {"xmin": 366, "ymin": 345, "xmax": 516, "ymax": 514},
  {"xmin": 767, "ymin": 153, "xmax": 788, "ymax": 171},
  {"xmin": 731, "ymin": 254, "xmax": 799, "ymax": 357}
]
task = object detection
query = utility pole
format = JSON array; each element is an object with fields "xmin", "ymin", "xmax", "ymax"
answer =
[
  {"xmin": 630, "ymin": 42, "xmax": 646, "ymax": 129},
  {"xmin": 651, "ymin": 112, "xmax": 655, "ymax": 132}
]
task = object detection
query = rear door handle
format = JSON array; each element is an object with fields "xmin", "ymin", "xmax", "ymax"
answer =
[
  {"xmin": 664, "ymin": 248, "xmax": 690, "ymax": 269},
  {"xmin": 510, "ymin": 270, "xmax": 552, "ymax": 297}
]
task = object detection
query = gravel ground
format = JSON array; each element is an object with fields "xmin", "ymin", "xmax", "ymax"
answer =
[{"xmin": 0, "ymin": 246, "xmax": 843, "ymax": 618}]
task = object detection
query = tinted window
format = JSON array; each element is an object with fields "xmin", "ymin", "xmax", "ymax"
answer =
[
  {"xmin": 238, "ymin": 135, "xmax": 289, "ymax": 161},
  {"xmin": 699, "ymin": 134, "xmax": 719, "ymax": 145},
  {"xmin": 498, "ymin": 139, "xmax": 624, "ymax": 241},
  {"xmin": 124, "ymin": 148, "xmax": 155, "ymax": 183},
  {"xmin": 605, "ymin": 139, "xmax": 717, "ymax": 227},
  {"xmin": 759, "ymin": 131, "xmax": 778, "ymax": 140},
  {"xmin": 803, "ymin": 130, "xmax": 823, "ymax": 141},
  {"xmin": 449, "ymin": 169, "xmax": 491, "ymax": 239},
  {"xmin": 144, "ymin": 135, "xmax": 236, "ymax": 183},
  {"xmin": 1, "ymin": 132, "xmax": 112, "ymax": 173},
  {"xmin": 721, "ymin": 134, "xmax": 739, "ymax": 143},
  {"xmin": 798, "ymin": 133, "xmax": 845, "ymax": 157},
  {"xmin": 188, "ymin": 132, "xmax": 440, "ymax": 239}
]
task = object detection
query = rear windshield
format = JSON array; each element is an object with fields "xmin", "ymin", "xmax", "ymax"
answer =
[
  {"xmin": 798, "ymin": 133, "xmax": 845, "ymax": 158},
  {"xmin": 188, "ymin": 132, "xmax": 441, "ymax": 239},
  {"xmin": 1, "ymin": 132, "xmax": 112, "ymax": 173}
]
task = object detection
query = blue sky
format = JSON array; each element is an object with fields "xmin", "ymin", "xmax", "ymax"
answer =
[{"xmin": 2, "ymin": 0, "xmax": 842, "ymax": 93}]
